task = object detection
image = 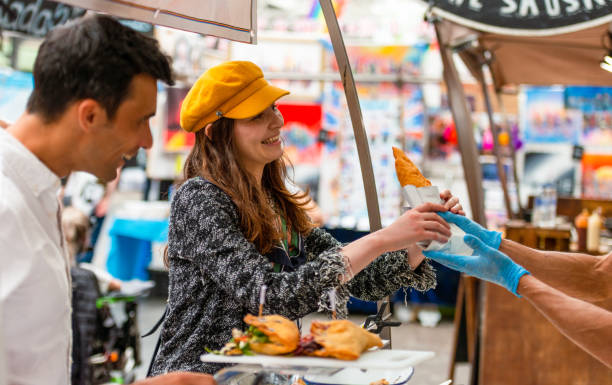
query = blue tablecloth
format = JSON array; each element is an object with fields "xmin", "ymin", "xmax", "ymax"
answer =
[{"xmin": 106, "ymin": 218, "xmax": 168, "ymax": 280}]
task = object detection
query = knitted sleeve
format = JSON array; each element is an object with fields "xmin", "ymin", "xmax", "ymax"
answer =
[{"xmin": 304, "ymin": 227, "xmax": 437, "ymax": 302}]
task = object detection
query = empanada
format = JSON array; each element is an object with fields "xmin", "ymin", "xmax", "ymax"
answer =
[
  {"xmin": 392, "ymin": 146, "xmax": 431, "ymax": 187},
  {"xmin": 308, "ymin": 320, "xmax": 383, "ymax": 360}
]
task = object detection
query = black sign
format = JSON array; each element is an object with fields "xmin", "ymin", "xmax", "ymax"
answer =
[
  {"xmin": 0, "ymin": 0, "xmax": 85, "ymax": 37},
  {"xmin": 427, "ymin": 0, "xmax": 612, "ymax": 34}
]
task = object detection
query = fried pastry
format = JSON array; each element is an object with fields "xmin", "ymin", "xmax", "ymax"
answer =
[
  {"xmin": 392, "ymin": 146, "xmax": 431, "ymax": 187},
  {"xmin": 243, "ymin": 314, "xmax": 300, "ymax": 355},
  {"xmin": 308, "ymin": 320, "xmax": 383, "ymax": 360}
]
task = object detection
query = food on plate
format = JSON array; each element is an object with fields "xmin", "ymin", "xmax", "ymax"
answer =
[
  {"xmin": 209, "ymin": 314, "xmax": 299, "ymax": 356},
  {"xmin": 306, "ymin": 319, "xmax": 383, "ymax": 360},
  {"xmin": 369, "ymin": 379, "xmax": 390, "ymax": 385},
  {"xmin": 209, "ymin": 315, "xmax": 381, "ymax": 360},
  {"xmin": 392, "ymin": 146, "xmax": 431, "ymax": 187},
  {"xmin": 243, "ymin": 314, "xmax": 300, "ymax": 355}
]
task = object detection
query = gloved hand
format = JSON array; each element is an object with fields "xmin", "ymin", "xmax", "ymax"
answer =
[
  {"xmin": 437, "ymin": 211, "xmax": 502, "ymax": 250},
  {"xmin": 423, "ymin": 235, "xmax": 529, "ymax": 297}
]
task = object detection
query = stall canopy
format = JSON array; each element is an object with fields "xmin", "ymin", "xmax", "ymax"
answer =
[
  {"xmin": 56, "ymin": 0, "xmax": 257, "ymax": 43},
  {"xmin": 420, "ymin": 1, "xmax": 612, "ymax": 225},
  {"xmin": 427, "ymin": 1, "xmax": 612, "ymax": 87}
]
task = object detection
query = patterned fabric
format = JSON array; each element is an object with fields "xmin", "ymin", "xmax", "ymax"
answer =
[{"xmin": 150, "ymin": 177, "xmax": 436, "ymax": 375}]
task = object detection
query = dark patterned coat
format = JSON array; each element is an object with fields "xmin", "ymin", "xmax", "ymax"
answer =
[{"xmin": 150, "ymin": 177, "xmax": 436, "ymax": 375}]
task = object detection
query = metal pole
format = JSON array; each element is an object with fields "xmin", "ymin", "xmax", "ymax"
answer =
[
  {"xmin": 432, "ymin": 20, "xmax": 487, "ymax": 226},
  {"xmin": 319, "ymin": 0, "xmax": 391, "ymax": 345},
  {"xmin": 492, "ymin": 80, "xmax": 524, "ymax": 217},
  {"xmin": 475, "ymin": 66, "xmax": 513, "ymax": 219}
]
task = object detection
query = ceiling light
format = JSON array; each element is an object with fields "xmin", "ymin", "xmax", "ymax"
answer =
[{"xmin": 601, "ymin": 31, "xmax": 612, "ymax": 73}]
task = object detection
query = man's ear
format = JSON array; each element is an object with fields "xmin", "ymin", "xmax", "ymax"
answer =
[
  {"xmin": 76, "ymin": 99, "xmax": 107, "ymax": 132},
  {"xmin": 204, "ymin": 123, "xmax": 214, "ymax": 141}
]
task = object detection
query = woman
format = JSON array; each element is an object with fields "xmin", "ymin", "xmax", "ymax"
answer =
[{"xmin": 150, "ymin": 61, "xmax": 462, "ymax": 374}]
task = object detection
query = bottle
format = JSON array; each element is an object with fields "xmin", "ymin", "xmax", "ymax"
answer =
[
  {"xmin": 574, "ymin": 209, "xmax": 589, "ymax": 251},
  {"xmin": 587, "ymin": 207, "xmax": 602, "ymax": 253},
  {"xmin": 540, "ymin": 184, "xmax": 557, "ymax": 227},
  {"xmin": 547, "ymin": 185, "xmax": 557, "ymax": 226},
  {"xmin": 532, "ymin": 192, "xmax": 543, "ymax": 226}
]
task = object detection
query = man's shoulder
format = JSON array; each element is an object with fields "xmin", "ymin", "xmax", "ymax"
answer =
[
  {"xmin": 0, "ymin": 175, "xmax": 36, "ymax": 251},
  {"xmin": 0, "ymin": 172, "xmax": 28, "ymax": 214}
]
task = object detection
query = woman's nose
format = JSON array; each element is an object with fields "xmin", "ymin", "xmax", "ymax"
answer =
[{"xmin": 272, "ymin": 108, "xmax": 284, "ymax": 127}]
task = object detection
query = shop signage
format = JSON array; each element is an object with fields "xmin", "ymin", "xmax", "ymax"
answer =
[
  {"xmin": 426, "ymin": 0, "xmax": 612, "ymax": 34},
  {"xmin": 0, "ymin": 0, "xmax": 85, "ymax": 37}
]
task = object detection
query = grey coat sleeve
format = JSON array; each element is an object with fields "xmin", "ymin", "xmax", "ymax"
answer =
[{"xmin": 304, "ymin": 227, "xmax": 437, "ymax": 302}]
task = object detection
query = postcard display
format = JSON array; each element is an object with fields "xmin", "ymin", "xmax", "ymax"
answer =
[
  {"xmin": 317, "ymin": 44, "xmax": 431, "ymax": 230},
  {"xmin": 520, "ymin": 86, "xmax": 612, "ymax": 199}
]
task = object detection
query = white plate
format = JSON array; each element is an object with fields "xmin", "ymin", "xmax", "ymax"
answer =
[
  {"xmin": 201, "ymin": 349, "xmax": 434, "ymax": 370},
  {"xmin": 303, "ymin": 367, "xmax": 414, "ymax": 385}
]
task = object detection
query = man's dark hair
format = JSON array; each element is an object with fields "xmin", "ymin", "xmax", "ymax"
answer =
[{"xmin": 27, "ymin": 14, "xmax": 174, "ymax": 122}]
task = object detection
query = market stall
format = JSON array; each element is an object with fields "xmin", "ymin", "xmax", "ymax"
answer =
[
  {"xmin": 423, "ymin": 2, "xmax": 612, "ymax": 383},
  {"xmin": 37, "ymin": 1, "xmax": 440, "ymax": 382}
]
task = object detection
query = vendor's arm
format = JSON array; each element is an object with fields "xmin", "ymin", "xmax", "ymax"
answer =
[
  {"xmin": 439, "ymin": 211, "xmax": 612, "ymax": 305},
  {"xmin": 517, "ymin": 274, "xmax": 612, "ymax": 369},
  {"xmin": 500, "ymin": 240, "xmax": 612, "ymax": 306}
]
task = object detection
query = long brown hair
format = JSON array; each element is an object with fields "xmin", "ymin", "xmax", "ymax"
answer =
[{"xmin": 180, "ymin": 117, "xmax": 315, "ymax": 254}]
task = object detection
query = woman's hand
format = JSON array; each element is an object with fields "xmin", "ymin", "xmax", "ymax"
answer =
[
  {"xmin": 440, "ymin": 189, "xmax": 465, "ymax": 215},
  {"xmin": 380, "ymin": 202, "xmax": 451, "ymax": 253},
  {"xmin": 406, "ymin": 243, "xmax": 425, "ymax": 270}
]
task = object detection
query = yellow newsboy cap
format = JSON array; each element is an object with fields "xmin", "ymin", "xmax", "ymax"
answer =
[{"xmin": 180, "ymin": 61, "xmax": 289, "ymax": 133}]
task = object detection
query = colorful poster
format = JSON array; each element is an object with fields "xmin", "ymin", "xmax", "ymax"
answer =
[
  {"xmin": 565, "ymin": 86, "xmax": 612, "ymax": 147},
  {"xmin": 521, "ymin": 86, "xmax": 581, "ymax": 144},
  {"xmin": 164, "ymin": 87, "xmax": 194, "ymax": 152},
  {"xmin": 582, "ymin": 154, "xmax": 612, "ymax": 199},
  {"xmin": 324, "ymin": 44, "xmax": 429, "ymax": 77},
  {"xmin": 277, "ymin": 103, "xmax": 322, "ymax": 166},
  {"xmin": 319, "ymin": 82, "xmax": 404, "ymax": 229}
]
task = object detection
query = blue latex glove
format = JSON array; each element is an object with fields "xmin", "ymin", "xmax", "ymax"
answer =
[
  {"xmin": 437, "ymin": 211, "xmax": 502, "ymax": 249},
  {"xmin": 423, "ymin": 235, "xmax": 529, "ymax": 297}
]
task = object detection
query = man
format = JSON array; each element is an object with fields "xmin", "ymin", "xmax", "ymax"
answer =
[
  {"xmin": 424, "ymin": 212, "xmax": 612, "ymax": 368},
  {"xmin": 0, "ymin": 15, "xmax": 215, "ymax": 385}
]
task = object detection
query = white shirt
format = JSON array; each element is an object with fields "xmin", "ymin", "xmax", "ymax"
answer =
[{"xmin": 0, "ymin": 129, "xmax": 71, "ymax": 385}]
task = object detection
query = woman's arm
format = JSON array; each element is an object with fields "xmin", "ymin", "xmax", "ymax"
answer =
[
  {"xmin": 517, "ymin": 274, "xmax": 612, "ymax": 368},
  {"xmin": 174, "ymin": 180, "xmax": 450, "ymax": 320},
  {"xmin": 304, "ymin": 229, "xmax": 436, "ymax": 302},
  {"xmin": 500, "ymin": 239, "xmax": 612, "ymax": 305},
  {"xmin": 346, "ymin": 250, "xmax": 436, "ymax": 302}
]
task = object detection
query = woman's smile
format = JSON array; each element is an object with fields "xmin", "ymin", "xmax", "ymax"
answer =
[{"xmin": 261, "ymin": 134, "xmax": 281, "ymax": 145}]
